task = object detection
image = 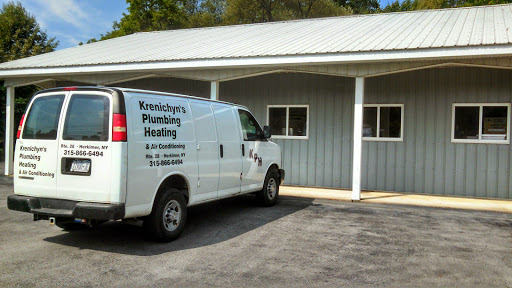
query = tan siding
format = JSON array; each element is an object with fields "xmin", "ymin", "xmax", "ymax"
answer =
[{"xmin": 365, "ymin": 67, "xmax": 512, "ymax": 199}]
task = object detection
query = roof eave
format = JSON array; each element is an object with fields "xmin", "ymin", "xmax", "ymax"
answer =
[{"xmin": 1, "ymin": 44, "xmax": 512, "ymax": 78}]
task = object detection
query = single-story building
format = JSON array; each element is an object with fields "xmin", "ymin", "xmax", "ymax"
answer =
[{"xmin": 2, "ymin": 4, "xmax": 512, "ymax": 200}]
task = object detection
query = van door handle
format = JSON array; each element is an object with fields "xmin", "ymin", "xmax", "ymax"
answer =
[
  {"xmin": 242, "ymin": 144, "xmax": 245, "ymax": 156},
  {"xmin": 220, "ymin": 144, "xmax": 224, "ymax": 158}
]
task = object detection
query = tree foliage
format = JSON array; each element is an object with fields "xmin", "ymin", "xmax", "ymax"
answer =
[
  {"xmin": 334, "ymin": 0, "xmax": 379, "ymax": 14},
  {"xmin": 187, "ymin": 0, "xmax": 226, "ymax": 27},
  {"xmin": 0, "ymin": 1, "xmax": 57, "ymax": 156},
  {"xmin": 223, "ymin": 0, "xmax": 351, "ymax": 23},
  {"xmin": 0, "ymin": 1, "xmax": 58, "ymax": 62}
]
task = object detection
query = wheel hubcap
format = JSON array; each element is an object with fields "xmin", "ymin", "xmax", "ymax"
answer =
[
  {"xmin": 267, "ymin": 178, "xmax": 277, "ymax": 200},
  {"xmin": 163, "ymin": 200, "xmax": 181, "ymax": 232}
]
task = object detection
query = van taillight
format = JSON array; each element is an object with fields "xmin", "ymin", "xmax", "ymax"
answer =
[
  {"xmin": 16, "ymin": 114, "xmax": 25, "ymax": 139},
  {"xmin": 112, "ymin": 114, "xmax": 127, "ymax": 142}
]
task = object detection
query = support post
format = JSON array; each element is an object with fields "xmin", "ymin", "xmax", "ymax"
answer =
[
  {"xmin": 210, "ymin": 81, "xmax": 219, "ymax": 100},
  {"xmin": 352, "ymin": 77, "xmax": 365, "ymax": 201},
  {"xmin": 5, "ymin": 86, "xmax": 15, "ymax": 175}
]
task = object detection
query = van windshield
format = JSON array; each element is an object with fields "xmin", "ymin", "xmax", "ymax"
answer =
[
  {"xmin": 63, "ymin": 94, "xmax": 110, "ymax": 141},
  {"xmin": 22, "ymin": 95, "xmax": 65, "ymax": 140}
]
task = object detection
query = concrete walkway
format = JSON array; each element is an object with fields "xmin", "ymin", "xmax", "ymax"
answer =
[{"xmin": 280, "ymin": 186, "xmax": 512, "ymax": 214}]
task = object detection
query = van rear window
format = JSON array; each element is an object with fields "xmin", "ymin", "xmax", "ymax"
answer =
[
  {"xmin": 63, "ymin": 94, "xmax": 110, "ymax": 141},
  {"xmin": 22, "ymin": 95, "xmax": 65, "ymax": 140}
]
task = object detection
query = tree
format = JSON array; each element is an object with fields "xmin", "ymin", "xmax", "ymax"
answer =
[
  {"xmin": 95, "ymin": 0, "xmax": 188, "ymax": 41},
  {"xmin": 334, "ymin": 0, "xmax": 379, "ymax": 14},
  {"xmin": 223, "ymin": 0, "xmax": 349, "ymax": 24},
  {"xmin": 285, "ymin": 0, "xmax": 351, "ymax": 19},
  {"xmin": 186, "ymin": 0, "xmax": 226, "ymax": 28},
  {"xmin": 0, "ymin": 1, "xmax": 58, "ymax": 62},
  {"xmin": 381, "ymin": 0, "xmax": 416, "ymax": 12},
  {"xmin": 0, "ymin": 1, "xmax": 58, "ymax": 158}
]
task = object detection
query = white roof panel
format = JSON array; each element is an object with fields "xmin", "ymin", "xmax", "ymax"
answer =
[{"xmin": 1, "ymin": 4, "xmax": 512, "ymax": 70}]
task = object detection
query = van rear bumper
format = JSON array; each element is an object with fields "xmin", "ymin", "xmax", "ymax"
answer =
[{"xmin": 7, "ymin": 195, "xmax": 125, "ymax": 220}]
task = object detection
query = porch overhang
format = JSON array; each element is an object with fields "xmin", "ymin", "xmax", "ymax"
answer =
[{"xmin": 1, "ymin": 44, "xmax": 512, "ymax": 79}]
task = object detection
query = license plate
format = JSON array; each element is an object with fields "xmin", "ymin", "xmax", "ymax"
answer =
[{"xmin": 70, "ymin": 160, "xmax": 91, "ymax": 173}]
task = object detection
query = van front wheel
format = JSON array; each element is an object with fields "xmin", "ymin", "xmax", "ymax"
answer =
[
  {"xmin": 144, "ymin": 189, "xmax": 187, "ymax": 242},
  {"xmin": 257, "ymin": 169, "xmax": 280, "ymax": 207}
]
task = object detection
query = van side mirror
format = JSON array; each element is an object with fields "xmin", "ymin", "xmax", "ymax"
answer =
[{"xmin": 263, "ymin": 126, "xmax": 271, "ymax": 139}]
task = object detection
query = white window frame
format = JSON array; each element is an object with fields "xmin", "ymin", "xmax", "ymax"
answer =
[
  {"xmin": 451, "ymin": 103, "xmax": 511, "ymax": 144},
  {"xmin": 362, "ymin": 104, "xmax": 404, "ymax": 142},
  {"xmin": 267, "ymin": 105, "xmax": 309, "ymax": 140}
]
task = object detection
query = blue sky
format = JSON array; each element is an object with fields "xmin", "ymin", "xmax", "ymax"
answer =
[
  {"xmin": 0, "ymin": 0, "xmax": 128, "ymax": 50},
  {"xmin": 2, "ymin": 0, "xmax": 394, "ymax": 50}
]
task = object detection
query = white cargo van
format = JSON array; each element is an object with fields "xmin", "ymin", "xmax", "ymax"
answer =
[{"xmin": 8, "ymin": 87, "xmax": 284, "ymax": 242}]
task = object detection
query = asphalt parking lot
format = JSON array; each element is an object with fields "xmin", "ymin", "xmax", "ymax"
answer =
[{"xmin": 1, "ymin": 176, "xmax": 511, "ymax": 288}]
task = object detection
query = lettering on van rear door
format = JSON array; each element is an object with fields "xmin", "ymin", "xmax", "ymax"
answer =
[
  {"xmin": 18, "ymin": 145, "xmax": 55, "ymax": 178},
  {"xmin": 16, "ymin": 95, "xmax": 65, "ymax": 180}
]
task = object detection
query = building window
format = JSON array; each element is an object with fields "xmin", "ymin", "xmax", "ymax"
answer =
[
  {"xmin": 452, "ymin": 103, "xmax": 510, "ymax": 144},
  {"xmin": 363, "ymin": 104, "xmax": 404, "ymax": 141},
  {"xmin": 267, "ymin": 105, "xmax": 309, "ymax": 139}
]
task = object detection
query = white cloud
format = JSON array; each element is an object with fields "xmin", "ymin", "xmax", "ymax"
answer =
[
  {"xmin": 32, "ymin": 0, "xmax": 89, "ymax": 29},
  {"xmin": 22, "ymin": 0, "xmax": 114, "ymax": 47}
]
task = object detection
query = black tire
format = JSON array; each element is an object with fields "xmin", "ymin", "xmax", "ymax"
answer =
[
  {"xmin": 144, "ymin": 189, "xmax": 187, "ymax": 242},
  {"xmin": 257, "ymin": 169, "xmax": 280, "ymax": 207}
]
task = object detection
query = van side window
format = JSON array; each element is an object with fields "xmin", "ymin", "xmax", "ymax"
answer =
[
  {"xmin": 22, "ymin": 95, "xmax": 65, "ymax": 140},
  {"xmin": 238, "ymin": 110, "xmax": 264, "ymax": 141},
  {"xmin": 63, "ymin": 94, "xmax": 110, "ymax": 141}
]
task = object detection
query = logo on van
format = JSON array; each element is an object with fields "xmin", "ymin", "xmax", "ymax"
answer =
[
  {"xmin": 248, "ymin": 149, "xmax": 262, "ymax": 167},
  {"xmin": 138, "ymin": 101, "xmax": 186, "ymax": 114}
]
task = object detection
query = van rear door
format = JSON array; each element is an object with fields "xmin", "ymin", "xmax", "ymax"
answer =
[
  {"xmin": 55, "ymin": 92, "xmax": 114, "ymax": 203},
  {"xmin": 14, "ymin": 92, "xmax": 66, "ymax": 198}
]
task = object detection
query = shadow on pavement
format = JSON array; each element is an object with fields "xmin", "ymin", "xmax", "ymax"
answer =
[{"xmin": 44, "ymin": 195, "xmax": 313, "ymax": 256}]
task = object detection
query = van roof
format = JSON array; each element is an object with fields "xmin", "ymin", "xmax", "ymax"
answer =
[{"xmin": 35, "ymin": 86, "xmax": 249, "ymax": 109}]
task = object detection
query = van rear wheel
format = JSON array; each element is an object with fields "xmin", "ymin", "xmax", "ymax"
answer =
[
  {"xmin": 144, "ymin": 189, "xmax": 187, "ymax": 242},
  {"xmin": 257, "ymin": 169, "xmax": 280, "ymax": 207}
]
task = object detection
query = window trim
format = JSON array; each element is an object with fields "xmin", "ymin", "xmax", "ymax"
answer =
[
  {"xmin": 363, "ymin": 104, "xmax": 404, "ymax": 142},
  {"xmin": 451, "ymin": 103, "xmax": 511, "ymax": 144},
  {"xmin": 267, "ymin": 104, "xmax": 309, "ymax": 140}
]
